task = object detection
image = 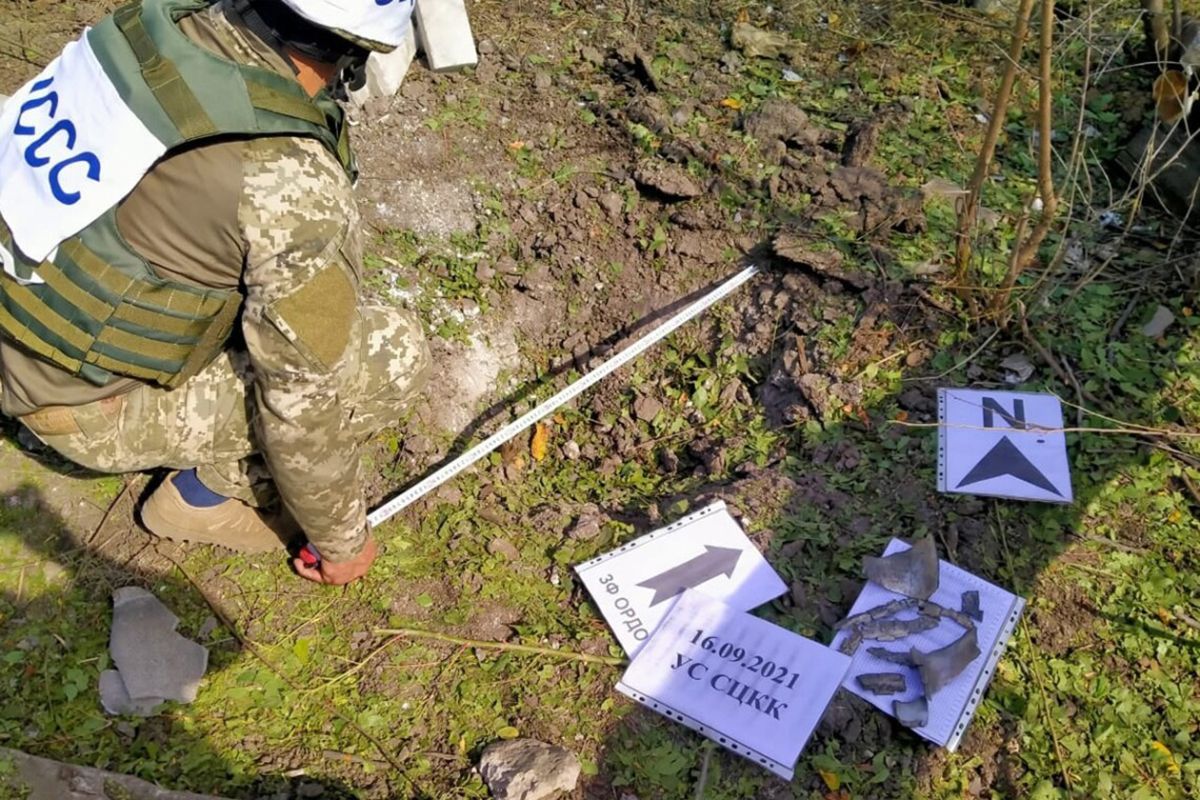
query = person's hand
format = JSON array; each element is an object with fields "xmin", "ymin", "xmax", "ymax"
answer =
[{"xmin": 293, "ymin": 536, "xmax": 378, "ymax": 585}]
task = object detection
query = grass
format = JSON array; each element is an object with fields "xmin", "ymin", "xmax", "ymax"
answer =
[{"xmin": 2, "ymin": 0, "xmax": 1200, "ymax": 798}]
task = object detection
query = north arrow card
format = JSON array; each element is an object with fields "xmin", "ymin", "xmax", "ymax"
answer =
[
  {"xmin": 574, "ymin": 502, "xmax": 787, "ymax": 656},
  {"xmin": 938, "ymin": 388, "xmax": 1073, "ymax": 503},
  {"xmin": 617, "ymin": 590, "xmax": 852, "ymax": 779}
]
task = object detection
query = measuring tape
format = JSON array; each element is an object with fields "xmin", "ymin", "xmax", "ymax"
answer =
[{"xmin": 301, "ymin": 264, "xmax": 761, "ymax": 566}]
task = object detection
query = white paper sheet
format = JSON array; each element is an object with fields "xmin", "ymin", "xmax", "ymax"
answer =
[
  {"xmin": 938, "ymin": 388, "xmax": 1073, "ymax": 503},
  {"xmin": 575, "ymin": 502, "xmax": 786, "ymax": 656},
  {"xmin": 618, "ymin": 590, "xmax": 851, "ymax": 779}
]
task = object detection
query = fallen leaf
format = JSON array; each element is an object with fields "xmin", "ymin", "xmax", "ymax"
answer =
[
  {"xmin": 1150, "ymin": 740, "xmax": 1181, "ymax": 775},
  {"xmin": 818, "ymin": 769, "xmax": 841, "ymax": 791},
  {"xmin": 531, "ymin": 422, "xmax": 551, "ymax": 462},
  {"xmin": 1156, "ymin": 607, "xmax": 1174, "ymax": 625},
  {"xmin": 497, "ymin": 726, "xmax": 520, "ymax": 740},
  {"xmin": 894, "ymin": 410, "xmax": 910, "ymax": 422},
  {"xmin": 1153, "ymin": 70, "xmax": 1190, "ymax": 123},
  {"xmin": 508, "ymin": 139, "xmax": 527, "ymax": 149},
  {"xmin": 720, "ymin": 97, "xmax": 744, "ymax": 110},
  {"xmin": 736, "ymin": 8, "xmax": 749, "ymax": 23}
]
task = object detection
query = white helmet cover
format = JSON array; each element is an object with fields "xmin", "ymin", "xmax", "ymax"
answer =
[{"xmin": 279, "ymin": 0, "xmax": 415, "ymax": 49}]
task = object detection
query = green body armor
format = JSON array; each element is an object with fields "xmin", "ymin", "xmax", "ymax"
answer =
[{"xmin": 0, "ymin": 0, "xmax": 355, "ymax": 389}]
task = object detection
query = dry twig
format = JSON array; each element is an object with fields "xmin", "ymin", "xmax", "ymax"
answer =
[{"xmin": 374, "ymin": 627, "xmax": 626, "ymax": 666}]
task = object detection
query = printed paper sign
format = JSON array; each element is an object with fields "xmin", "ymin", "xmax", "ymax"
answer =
[
  {"xmin": 575, "ymin": 502, "xmax": 786, "ymax": 655},
  {"xmin": 617, "ymin": 590, "xmax": 852, "ymax": 779},
  {"xmin": 938, "ymin": 389, "xmax": 1072, "ymax": 503}
]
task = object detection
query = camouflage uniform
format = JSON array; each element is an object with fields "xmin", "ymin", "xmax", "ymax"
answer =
[{"xmin": 0, "ymin": 5, "xmax": 429, "ymax": 562}]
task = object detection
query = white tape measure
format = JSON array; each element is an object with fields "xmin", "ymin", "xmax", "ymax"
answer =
[{"xmin": 365, "ymin": 264, "xmax": 761, "ymax": 528}]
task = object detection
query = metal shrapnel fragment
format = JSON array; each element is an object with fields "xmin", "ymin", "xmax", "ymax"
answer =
[
  {"xmin": 834, "ymin": 598, "xmax": 918, "ymax": 631},
  {"xmin": 961, "ymin": 590, "xmax": 983, "ymax": 622},
  {"xmin": 919, "ymin": 600, "xmax": 975, "ymax": 631},
  {"xmin": 911, "ymin": 629, "xmax": 981, "ymax": 696},
  {"xmin": 838, "ymin": 630, "xmax": 863, "ymax": 655},
  {"xmin": 858, "ymin": 615, "xmax": 939, "ymax": 641},
  {"xmin": 863, "ymin": 537, "xmax": 939, "ymax": 599},
  {"xmin": 856, "ymin": 672, "xmax": 907, "ymax": 695},
  {"xmin": 868, "ymin": 646, "xmax": 915, "ymax": 666},
  {"xmin": 894, "ymin": 696, "xmax": 929, "ymax": 728}
]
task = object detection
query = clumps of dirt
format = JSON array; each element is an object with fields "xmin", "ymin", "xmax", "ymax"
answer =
[
  {"xmin": 738, "ymin": 100, "xmax": 926, "ymax": 239},
  {"xmin": 633, "ymin": 161, "xmax": 704, "ymax": 200},
  {"xmin": 772, "ymin": 232, "xmax": 874, "ymax": 289},
  {"xmin": 742, "ymin": 100, "xmax": 832, "ymax": 157}
]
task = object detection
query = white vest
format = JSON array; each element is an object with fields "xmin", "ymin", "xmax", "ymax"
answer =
[{"xmin": 0, "ymin": 30, "xmax": 168, "ymax": 279}]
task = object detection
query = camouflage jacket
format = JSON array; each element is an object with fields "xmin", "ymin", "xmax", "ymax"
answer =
[{"xmin": 0, "ymin": 3, "xmax": 371, "ymax": 560}]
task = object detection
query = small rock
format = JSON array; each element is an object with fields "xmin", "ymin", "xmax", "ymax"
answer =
[
  {"xmin": 597, "ymin": 192, "xmax": 623, "ymax": 218},
  {"xmin": 533, "ymin": 72, "xmax": 552, "ymax": 91},
  {"xmin": 1000, "ymin": 352, "xmax": 1035, "ymax": 384},
  {"xmin": 633, "ymin": 395, "xmax": 663, "ymax": 422},
  {"xmin": 562, "ymin": 440, "xmax": 581, "ymax": 460},
  {"xmin": 579, "ymin": 45, "xmax": 604, "ymax": 66},
  {"xmin": 476, "ymin": 261, "xmax": 497, "ymax": 282},
  {"xmin": 487, "ymin": 538, "xmax": 521, "ymax": 561},
  {"xmin": 1141, "ymin": 305, "xmax": 1176, "ymax": 338},
  {"xmin": 633, "ymin": 164, "xmax": 702, "ymax": 200},
  {"xmin": 297, "ymin": 782, "xmax": 326, "ymax": 798},
  {"xmin": 479, "ymin": 738, "xmax": 581, "ymax": 800},
  {"xmin": 730, "ymin": 21, "xmax": 791, "ymax": 59}
]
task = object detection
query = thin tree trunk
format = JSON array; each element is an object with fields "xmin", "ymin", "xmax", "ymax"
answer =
[
  {"xmin": 953, "ymin": 0, "xmax": 1036, "ymax": 300},
  {"xmin": 1143, "ymin": 0, "xmax": 1171, "ymax": 62},
  {"xmin": 990, "ymin": 0, "xmax": 1058, "ymax": 319}
]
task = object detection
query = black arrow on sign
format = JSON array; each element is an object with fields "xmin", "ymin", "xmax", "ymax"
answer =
[{"xmin": 637, "ymin": 546, "xmax": 742, "ymax": 607}]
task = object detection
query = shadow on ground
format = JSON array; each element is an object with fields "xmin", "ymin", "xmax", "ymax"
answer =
[{"xmin": 0, "ymin": 425, "xmax": 372, "ymax": 800}]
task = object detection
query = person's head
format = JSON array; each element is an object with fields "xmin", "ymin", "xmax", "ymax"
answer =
[{"xmin": 233, "ymin": 0, "xmax": 415, "ymax": 95}]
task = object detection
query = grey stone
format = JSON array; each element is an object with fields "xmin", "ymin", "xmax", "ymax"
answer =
[
  {"xmin": 109, "ymin": 587, "xmax": 208, "ymax": 705},
  {"xmin": 99, "ymin": 670, "xmax": 163, "ymax": 717},
  {"xmin": 633, "ymin": 395, "xmax": 663, "ymax": 423},
  {"xmin": 479, "ymin": 738, "xmax": 581, "ymax": 800},
  {"xmin": 1141, "ymin": 305, "xmax": 1176, "ymax": 338},
  {"xmin": 0, "ymin": 745, "xmax": 227, "ymax": 799}
]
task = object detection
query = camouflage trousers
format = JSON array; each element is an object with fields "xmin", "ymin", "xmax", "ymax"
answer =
[{"xmin": 21, "ymin": 305, "xmax": 429, "ymax": 507}]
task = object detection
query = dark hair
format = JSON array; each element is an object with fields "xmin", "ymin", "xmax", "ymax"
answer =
[{"xmin": 232, "ymin": 0, "xmax": 368, "ymax": 65}]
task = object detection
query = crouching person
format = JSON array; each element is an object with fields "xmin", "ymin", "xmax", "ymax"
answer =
[{"xmin": 0, "ymin": 0, "xmax": 430, "ymax": 585}]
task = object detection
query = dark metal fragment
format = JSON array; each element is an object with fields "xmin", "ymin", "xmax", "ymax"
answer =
[
  {"xmin": 858, "ymin": 615, "xmax": 938, "ymax": 641},
  {"xmin": 911, "ymin": 629, "xmax": 981, "ymax": 696},
  {"xmin": 834, "ymin": 598, "xmax": 918, "ymax": 630},
  {"xmin": 868, "ymin": 647, "xmax": 915, "ymax": 666},
  {"xmin": 863, "ymin": 537, "xmax": 939, "ymax": 599},
  {"xmin": 894, "ymin": 696, "xmax": 929, "ymax": 728},
  {"xmin": 961, "ymin": 590, "xmax": 983, "ymax": 622},
  {"xmin": 919, "ymin": 600, "xmax": 975, "ymax": 631},
  {"xmin": 838, "ymin": 630, "xmax": 863, "ymax": 655},
  {"xmin": 856, "ymin": 672, "xmax": 907, "ymax": 695}
]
